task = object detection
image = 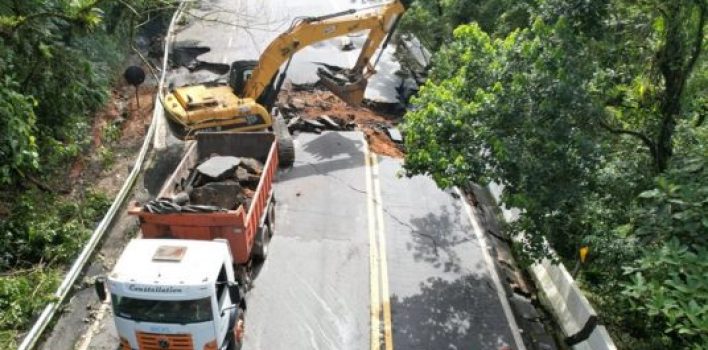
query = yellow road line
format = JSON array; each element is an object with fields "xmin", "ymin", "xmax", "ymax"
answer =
[
  {"xmin": 371, "ymin": 155, "xmax": 394, "ymax": 350},
  {"xmin": 365, "ymin": 146, "xmax": 382, "ymax": 350}
]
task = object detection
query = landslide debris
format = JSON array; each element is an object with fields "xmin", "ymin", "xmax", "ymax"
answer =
[
  {"xmin": 143, "ymin": 155, "xmax": 264, "ymax": 214},
  {"xmin": 276, "ymin": 88, "xmax": 405, "ymax": 158}
]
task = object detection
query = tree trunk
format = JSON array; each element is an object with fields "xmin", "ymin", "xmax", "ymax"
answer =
[{"xmin": 655, "ymin": 1, "xmax": 704, "ymax": 172}]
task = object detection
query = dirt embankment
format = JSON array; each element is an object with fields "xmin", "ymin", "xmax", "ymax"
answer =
[
  {"xmin": 70, "ymin": 80, "xmax": 156, "ymax": 196},
  {"xmin": 279, "ymin": 89, "xmax": 405, "ymax": 158}
]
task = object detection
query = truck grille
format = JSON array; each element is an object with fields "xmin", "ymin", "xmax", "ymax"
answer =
[{"xmin": 136, "ymin": 332, "xmax": 194, "ymax": 350}]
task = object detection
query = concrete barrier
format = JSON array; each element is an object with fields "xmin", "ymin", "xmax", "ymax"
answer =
[{"xmin": 483, "ymin": 183, "xmax": 617, "ymax": 350}]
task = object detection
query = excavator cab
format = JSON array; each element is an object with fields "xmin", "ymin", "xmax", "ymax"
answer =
[{"xmin": 229, "ymin": 60, "xmax": 279, "ymax": 110}]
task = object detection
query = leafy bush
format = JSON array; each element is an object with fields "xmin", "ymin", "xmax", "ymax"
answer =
[
  {"xmin": 0, "ymin": 269, "xmax": 61, "ymax": 349},
  {"xmin": 0, "ymin": 190, "xmax": 111, "ymax": 269},
  {"xmin": 0, "ymin": 77, "xmax": 38, "ymax": 184},
  {"xmin": 622, "ymin": 139, "xmax": 708, "ymax": 348}
]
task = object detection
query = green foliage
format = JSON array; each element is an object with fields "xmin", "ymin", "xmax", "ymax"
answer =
[
  {"xmin": 621, "ymin": 133, "xmax": 708, "ymax": 347},
  {"xmin": 0, "ymin": 77, "xmax": 38, "ymax": 184},
  {"xmin": 102, "ymin": 121, "xmax": 122, "ymax": 144},
  {"xmin": 0, "ymin": 188, "xmax": 110, "ymax": 348},
  {"xmin": 97, "ymin": 145, "xmax": 115, "ymax": 168},
  {"xmin": 399, "ymin": 0, "xmax": 531, "ymax": 50},
  {"xmin": 0, "ymin": 189, "xmax": 111, "ymax": 269},
  {"xmin": 0, "ymin": 0, "xmax": 174, "ymax": 345},
  {"xmin": 0, "ymin": 0, "xmax": 171, "ymax": 183},
  {"xmin": 623, "ymin": 241, "xmax": 708, "ymax": 348},
  {"xmin": 401, "ymin": 0, "xmax": 706, "ymax": 348},
  {"xmin": 404, "ymin": 20, "xmax": 602, "ymax": 258},
  {"xmin": 0, "ymin": 268, "xmax": 61, "ymax": 349}
]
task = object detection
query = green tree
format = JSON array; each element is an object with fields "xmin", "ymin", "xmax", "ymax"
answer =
[
  {"xmin": 399, "ymin": 0, "xmax": 531, "ymax": 50},
  {"xmin": 401, "ymin": 0, "xmax": 706, "ymax": 347}
]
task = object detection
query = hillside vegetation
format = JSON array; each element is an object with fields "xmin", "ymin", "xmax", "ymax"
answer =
[{"xmin": 0, "ymin": 1, "xmax": 174, "ymax": 347}]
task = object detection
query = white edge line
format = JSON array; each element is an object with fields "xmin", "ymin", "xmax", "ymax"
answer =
[
  {"xmin": 17, "ymin": 2, "xmax": 188, "ymax": 349},
  {"xmin": 455, "ymin": 187, "xmax": 527, "ymax": 350}
]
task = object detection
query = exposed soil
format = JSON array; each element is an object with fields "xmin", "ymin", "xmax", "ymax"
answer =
[
  {"xmin": 70, "ymin": 80, "xmax": 157, "ymax": 197},
  {"xmin": 280, "ymin": 89, "xmax": 405, "ymax": 158}
]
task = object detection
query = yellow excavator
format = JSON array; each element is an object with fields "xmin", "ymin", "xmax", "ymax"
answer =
[{"xmin": 162, "ymin": 0, "xmax": 406, "ymax": 166}]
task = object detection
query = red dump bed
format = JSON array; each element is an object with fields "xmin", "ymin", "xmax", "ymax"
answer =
[{"xmin": 129, "ymin": 132, "xmax": 278, "ymax": 264}]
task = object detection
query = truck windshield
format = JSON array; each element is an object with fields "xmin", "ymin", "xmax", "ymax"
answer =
[{"xmin": 112, "ymin": 294, "xmax": 213, "ymax": 324}]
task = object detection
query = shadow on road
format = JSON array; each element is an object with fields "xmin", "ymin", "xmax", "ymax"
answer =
[
  {"xmin": 404, "ymin": 203, "xmax": 474, "ymax": 274},
  {"xmin": 390, "ymin": 275, "xmax": 512, "ymax": 350},
  {"xmin": 280, "ymin": 132, "xmax": 365, "ymax": 182}
]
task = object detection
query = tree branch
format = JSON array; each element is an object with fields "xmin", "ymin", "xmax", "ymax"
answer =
[{"xmin": 597, "ymin": 117, "xmax": 658, "ymax": 164}]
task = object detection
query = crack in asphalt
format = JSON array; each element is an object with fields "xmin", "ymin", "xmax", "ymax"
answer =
[{"xmin": 304, "ymin": 161, "xmax": 440, "ymax": 256}]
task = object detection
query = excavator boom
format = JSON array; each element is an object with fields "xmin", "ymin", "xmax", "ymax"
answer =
[{"xmin": 243, "ymin": 1, "xmax": 405, "ymax": 105}]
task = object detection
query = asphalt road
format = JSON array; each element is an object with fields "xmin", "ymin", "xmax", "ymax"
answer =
[
  {"xmin": 241, "ymin": 132, "xmax": 520, "ymax": 350},
  {"xmin": 243, "ymin": 132, "xmax": 370, "ymax": 349}
]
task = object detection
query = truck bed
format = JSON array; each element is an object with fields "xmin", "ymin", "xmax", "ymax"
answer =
[{"xmin": 129, "ymin": 132, "xmax": 278, "ymax": 264}]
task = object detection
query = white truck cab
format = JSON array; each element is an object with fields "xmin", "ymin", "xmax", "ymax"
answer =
[{"xmin": 97, "ymin": 239, "xmax": 244, "ymax": 350}]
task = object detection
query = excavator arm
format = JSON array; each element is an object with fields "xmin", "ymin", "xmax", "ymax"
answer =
[
  {"xmin": 162, "ymin": 1, "xmax": 405, "ymax": 149},
  {"xmin": 242, "ymin": 0, "xmax": 405, "ymax": 105}
]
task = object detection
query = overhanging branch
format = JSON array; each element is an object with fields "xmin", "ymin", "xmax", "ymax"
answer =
[{"xmin": 597, "ymin": 117, "xmax": 658, "ymax": 164}]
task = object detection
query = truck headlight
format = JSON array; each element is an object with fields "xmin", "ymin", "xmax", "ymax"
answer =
[
  {"xmin": 203, "ymin": 339, "xmax": 217, "ymax": 350},
  {"xmin": 119, "ymin": 337, "xmax": 131, "ymax": 350}
]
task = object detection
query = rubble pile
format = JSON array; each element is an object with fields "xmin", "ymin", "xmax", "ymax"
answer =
[
  {"xmin": 276, "ymin": 89, "xmax": 406, "ymax": 158},
  {"xmin": 144, "ymin": 155, "xmax": 264, "ymax": 214}
]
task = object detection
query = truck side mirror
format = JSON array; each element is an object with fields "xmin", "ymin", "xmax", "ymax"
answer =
[
  {"xmin": 228, "ymin": 282, "xmax": 241, "ymax": 304},
  {"xmin": 94, "ymin": 277, "xmax": 107, "ymax": 302}
]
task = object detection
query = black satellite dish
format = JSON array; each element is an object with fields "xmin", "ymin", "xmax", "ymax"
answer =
[{"xmin": 124, "ymin": 66, "xmax": 146, "ymax": 107}]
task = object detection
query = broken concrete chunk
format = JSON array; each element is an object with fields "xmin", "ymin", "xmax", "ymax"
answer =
[
  {"xmin": 196, "ymin": 156, "xmax": 241, "ymax": 180},
  {"xmin": 290, "ymin": 98, "xmax": 306, "ymax": 109},
  {"xmin": 172, "ymin": 191, "xmax": 190, "ymax": 205},
  {"xmin": 235, "ymin": 167, "xmax": 260, "ymax": 183},
  {"xmin": 239, "ymin": 158, "xmax": 263, "ymax": 174},
  {"xmin": 302, "ymin": 118, "xmax": 325, "ymax": 129},
  {"xmin": 287, "ymin": 116, "xmax": 302, "ymax": 133},
  {"xmin": 340, "ymin": 37, "xmax": 355, "ymax": 51},
  {"xmin": 318, "ymin": 115, "xmax": 341, "ymax": 130},
  {"xmin": 385, "ymin": 128, "xmax": 403, "ymax": 143},
  {"xmin": 190, "ymin": 180, "xmax": 242, "ymax": 209},
  {"xmin": 235, "ymin": 167, "xmax": 250, "ymax": 183}
]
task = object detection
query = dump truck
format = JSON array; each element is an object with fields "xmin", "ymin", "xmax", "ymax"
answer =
[
  {"xmin": 95, "ymin": 132, "xmax": 278, "ymax": 350},
  {"xmin": 130, "ymin": 132, "xmax": 278, "ymax": 282}
]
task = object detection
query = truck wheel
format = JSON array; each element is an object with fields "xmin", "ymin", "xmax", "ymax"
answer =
[
  {"xmin": 225, "ymin": 308, "xmax": 245, "ymax": 350},
  {"xmin": 272, "ymin": 113, "xmax": 295, "ymax": 168},
  {"xmin": 252, "ymin": 225, "xmax": 271, "ymax": 262},
  {"xmin": 267, "ymin": 202, "xmax": 275, "ymax": 233}
]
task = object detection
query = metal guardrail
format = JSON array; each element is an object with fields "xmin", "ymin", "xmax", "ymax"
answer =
[{"xmin": 17, "ymin": 2, "xmax": 188, "ymax": 349}]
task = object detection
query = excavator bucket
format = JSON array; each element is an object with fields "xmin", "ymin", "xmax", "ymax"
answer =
[{"xmin": 316, "ymin": 64, "xmax": 369, "ymax": 106}]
